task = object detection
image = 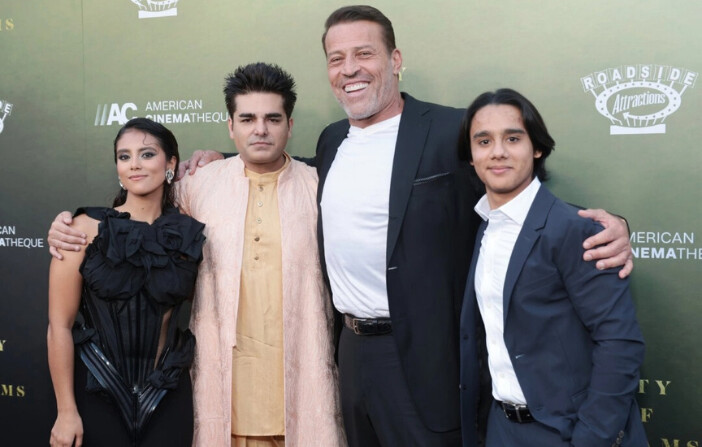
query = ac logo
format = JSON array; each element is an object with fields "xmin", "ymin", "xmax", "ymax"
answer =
[
  {"xmin": 0, "ymin": 99, "xmax": 13, "ymax": 134},
  {"xmin": 95, "ymin": 103, "xmax": 137, "ymax": 126},
  {"xmin": 130, "ymin": 0, "xmax": 179, "ymax": 19},
  {"xmin": 581, "ymin": 64, "xmax": 697, "ymax": 135}
]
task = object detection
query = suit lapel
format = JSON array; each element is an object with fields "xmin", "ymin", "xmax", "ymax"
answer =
[
  {"xmin": 387, "ymin": 94, "xmax": 431, "ymax": 264},
  {"xmin": 502, "ymin": 186, "xmax": 555, "ymax": 323}
]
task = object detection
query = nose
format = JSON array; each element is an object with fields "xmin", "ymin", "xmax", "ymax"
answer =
[
  {"xmin": 490, "ymin": 141, "xmax": 508, "ymax": 159},
  {"xmin": 341, "ymin": 55, "xmax": 359, "ymax": 77},
  {"xmin": 253, "ymin": 119, "xmax": 268, "ymax": 136},
  {"xmin": 130, "ymin": 155, "xmax": 142, "ymax": 169}
]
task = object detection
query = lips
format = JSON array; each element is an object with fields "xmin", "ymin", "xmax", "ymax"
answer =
[
  {"xmin": 129, "ymin": 175, "xmax": 147, "ymax": 180},
  {"xmin": 488, "ymin": 166, "xmax": 511, "ymax": 174}
]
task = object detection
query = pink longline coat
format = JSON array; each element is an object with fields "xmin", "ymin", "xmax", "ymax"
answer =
[{"xmin": 176, "ymin": 155, "xmax": 347, "ymax": 447}]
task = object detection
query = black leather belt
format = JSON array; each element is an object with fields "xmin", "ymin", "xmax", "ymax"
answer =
[
  {"xmin": 343, "ymin": 314, "xmax": 392, "ymax": 335},
  {"xmin": 496, "ymin": 400, "xmax": 534, "ymax": 423}
]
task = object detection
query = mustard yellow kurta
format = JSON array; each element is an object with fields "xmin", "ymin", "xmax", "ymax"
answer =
[{"xmin": 232, "ymin": 160, "xmax": 289, "ymax": 436}]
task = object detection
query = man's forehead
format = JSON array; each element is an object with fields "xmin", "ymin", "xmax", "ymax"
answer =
[
  {"xmin": 234, "ymin": 92, "xmax": 285, "ymax": 114},
  {"xmin": 474, "ymin": 105, "xmax": 523, "ymax": 124},
  {"xmin": 471, "ymin": 109, "xmax": 526, "ymax": 137},
  {"xmin": 325, "ymin": 20, "xmax": 384, "ymax": 51}
]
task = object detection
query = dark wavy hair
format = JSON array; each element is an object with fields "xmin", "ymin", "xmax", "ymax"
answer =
[
  {"xmin": 111, "ymin": 117, "xmax": 179, "ymax": 209},
  {"xmin": 458, "ymin": 88, "xmax": 554, "ymax": 181},
  {"xmin": 322, "ymin": 5, "xmax": 396, "ymax": 55},
  {"xmin": 224, "ymin": 62, "xmax": 297, "ymax": 119}
]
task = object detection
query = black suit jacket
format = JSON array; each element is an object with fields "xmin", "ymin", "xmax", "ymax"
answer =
[{"xmin": 314, "ymin": 93, "xmax": 481, "ymax": 436}]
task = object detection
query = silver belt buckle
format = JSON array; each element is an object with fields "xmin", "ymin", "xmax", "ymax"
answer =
[{"xmin": 352, "ymin": 318, "xmax": 362, "ymax": 335}]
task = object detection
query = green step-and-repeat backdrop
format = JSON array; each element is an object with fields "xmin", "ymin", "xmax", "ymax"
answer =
[{"xmin": 1, "ymin": 1, "xmax": 700, "ymax": 445}]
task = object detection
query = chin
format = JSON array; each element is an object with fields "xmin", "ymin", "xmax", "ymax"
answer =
[
  {"xmin": 346, "ymin": 108, "xmax": 375, "ymax": 121},
  {"xmin": 337, "ymin": 99, "xmax": 373, "ymax": 121}
]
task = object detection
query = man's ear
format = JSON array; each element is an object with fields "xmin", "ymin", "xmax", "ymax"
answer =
[
  {"xmin": 227, "ymin": 116, "xmax": 235, "ymax": 139},
  {"xmin": 391, "ymin": 48, "xmax": 403, "ymax": 75}
]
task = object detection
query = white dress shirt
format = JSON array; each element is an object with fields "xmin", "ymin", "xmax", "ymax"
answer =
[
  {"xmin": 321, "ymin": 114, "xmax": 401, "ymax": 318},
  {"xmin": 474, "ymin": 177, "xmax": 541, "ymax": 404}
]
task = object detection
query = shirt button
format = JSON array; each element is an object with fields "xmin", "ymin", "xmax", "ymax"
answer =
[
  {"xmin": 254, "ymin": 256, "xmax": 259, "ymax": 261},
  {"xmin": 254, "ymin": 237, "xmax": 260, "ymax": 242},
  {"xmin": 257, "ymin": 201, "xmax": 263, "ymax": 207},
  {"xmin": 258, "ymin": 185, "xmax": 263, "ymax": 191},
  {"xmin": 256, "ymin": 218, "xmax": 262, "ymax": 224}
]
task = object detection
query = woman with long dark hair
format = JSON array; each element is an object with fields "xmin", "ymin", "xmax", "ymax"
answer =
[{"xmin": 47, "ymin": 118, "xmax": 204, "ymax": 447}]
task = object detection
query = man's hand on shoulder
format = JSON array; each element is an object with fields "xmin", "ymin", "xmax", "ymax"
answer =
[
  {"xmin": 48, "ymin": 211, "xmax": 86, "ymax": 260},
  {"xmin": 578, "ymin": 208, "xmax": 633, "ymax": 279},
  {"xmin": 176, "ymin": 150, "xmax": 225, "ymax": 180}
]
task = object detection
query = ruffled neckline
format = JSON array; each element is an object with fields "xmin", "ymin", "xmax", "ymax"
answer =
[{"xmin": 78, "ymin": 206, "xmax": 205, "ymax": 306}]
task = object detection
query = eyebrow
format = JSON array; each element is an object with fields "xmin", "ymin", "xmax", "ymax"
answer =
[
  {"xmin": 237, "ymin": 112, "xmax": 284, "ymax": 119},
  {"xmin": 472, "ymin": 128, "xmax": 526, "ymax": 139},
  {"xmin": 115, "ymin": 146, "xmax": 157, "ymax": 153}
]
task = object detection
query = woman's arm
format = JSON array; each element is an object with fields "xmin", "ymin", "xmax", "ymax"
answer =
[{"xmin": 47, "ymin": 215, "xmax": 95, "ymax": 447}]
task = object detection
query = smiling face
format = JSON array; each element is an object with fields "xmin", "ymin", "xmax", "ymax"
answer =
[
  {"xmin": 228, "ymin": 92, "xmax": 292, "ymax": 174},
  {"xmin": 324, "ymin": 20, "xmax": 403, "ymax": 128},
  {"xmin": 115, "ymin": 129, "xmax": 175, "ymax": 200},
  {"xmin": 469, "ymin": 104, "xmax": 542, "ymax": 209}
]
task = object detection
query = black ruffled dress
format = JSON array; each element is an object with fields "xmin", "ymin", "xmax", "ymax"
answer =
[{"xmin": 72, "ymin": 207, "xmax": 204, "ymax": 447}]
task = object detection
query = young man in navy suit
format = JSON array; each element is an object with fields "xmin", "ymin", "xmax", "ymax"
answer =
[{"xmin": 458, "ymin": 88, "xmax": 647, "ymax": 447}]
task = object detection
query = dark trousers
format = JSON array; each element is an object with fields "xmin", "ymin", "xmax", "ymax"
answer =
[
  {"xmin": 338, "ymin": 327, "xmax": 462, "ymax": 447},
  {"xmin": 75, "ymin": 357, "xmax": 193, "ymax": 447},
  {"xmin": 486, "ymin": 400, "xmax": 569, "ymax": 447}
]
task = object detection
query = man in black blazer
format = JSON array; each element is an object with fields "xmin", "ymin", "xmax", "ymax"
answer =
[{"xmin": 315, "ymin": 91, "xmax": 477, "ymax": 446}]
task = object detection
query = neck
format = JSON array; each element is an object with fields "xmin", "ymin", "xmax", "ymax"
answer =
[
  {"xmin": 244, "ymin": 153, "xmax": 286, "ymax": 175},
  {"xmin": 118, "ymin": 192, "xmax": 164, "ymax": 224},
  {"xmin": 485, "ymin": 177, "xmax": 538, "ymax": 210},
  {"xmin": 486, "ymin": 193, "xmax": 506, "ymax": 210},
  {"xmin": 348, "ymin": 91, "xmax": 404, "ymax": 128}
]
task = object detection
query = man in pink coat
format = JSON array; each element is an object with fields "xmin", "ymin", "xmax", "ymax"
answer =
[{"xmin": 177, "ymin": 63, "xmax": 346, "ymax": 447}]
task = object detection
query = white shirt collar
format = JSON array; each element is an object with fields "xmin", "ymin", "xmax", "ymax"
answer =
[{"xmin": 475, "ymin": 177, "xmax": 541, "ymax": 224}]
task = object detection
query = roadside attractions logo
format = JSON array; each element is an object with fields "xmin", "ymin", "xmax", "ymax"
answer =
[
  {"xmin": 580, "ymin": 65, "xmax": 697, "ymax": 135},
  {"xmin": 94, "ymin": 99, "xmax": 228, "ymax": 126},
  {"xmin": 130, "ymin": 0, "xmax": 179, "ymax": 19},
  {"xmin": 0, "ymin": 99, "xmax": 13, "ymax": 135}
]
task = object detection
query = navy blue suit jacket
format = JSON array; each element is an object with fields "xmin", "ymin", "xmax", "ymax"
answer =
[
  {"xmin": 460, "ymin": 185, "xmax": 646, "ymax": 446},
  {"xmin": 315, "ymin": 93, "xmax": 481, "ymax": 437}
]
